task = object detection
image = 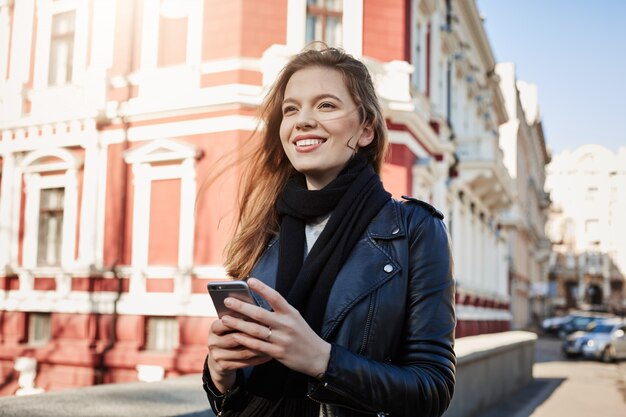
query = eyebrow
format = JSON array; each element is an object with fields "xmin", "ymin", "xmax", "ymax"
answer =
[{"xmin": 282, "ymin": 93, "xmax": 344, "ymax": 106}]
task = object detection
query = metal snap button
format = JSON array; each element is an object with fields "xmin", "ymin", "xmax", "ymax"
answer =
[
  {"xmin": 384, "ymin": 264, "xmax": 394, "ymax": 273},
  {"xmin": 391, "ymin": 227, "xmax": 400, "ymax": 235}
]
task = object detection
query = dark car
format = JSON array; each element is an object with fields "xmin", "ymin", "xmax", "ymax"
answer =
[
  {"xmin": 557, "ymin": 312, "xmax": 615, "ymax": 339},
  {"xmin": 541, "ymin": 315, "xmax": 571, "ymax": 335}
]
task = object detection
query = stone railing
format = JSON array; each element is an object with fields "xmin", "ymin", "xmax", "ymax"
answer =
[
  {"xmin": 0, "ymin": 331, "xmax": 537, "ymax": 417},
  {"xmin": 443, "ymin": 331, "xmax": 537, "ymax": 417}
]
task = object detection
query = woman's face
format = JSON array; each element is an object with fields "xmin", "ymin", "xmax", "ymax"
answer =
[{"xmin": 279, "ymin": 66, "xmax": 374, "ymax": 190}]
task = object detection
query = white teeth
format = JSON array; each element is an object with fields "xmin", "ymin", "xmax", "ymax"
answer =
[{"xmin": 295, "ymin": 139, "xmax": 324, "ymax": 147}]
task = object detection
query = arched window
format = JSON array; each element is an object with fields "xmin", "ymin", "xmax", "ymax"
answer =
[{"xmin": 20, "ymin": 148, "xmax": 82, "ymax": 268}]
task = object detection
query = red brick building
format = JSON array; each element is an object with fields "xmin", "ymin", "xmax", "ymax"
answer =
[{"xmin": 0, "ymin": 0, "xmax": 513, "ymax": 395}]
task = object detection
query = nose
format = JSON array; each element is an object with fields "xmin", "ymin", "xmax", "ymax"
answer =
[{"xmin": 294, "ymin": 110, "xmax": 318, "ymax": 130}]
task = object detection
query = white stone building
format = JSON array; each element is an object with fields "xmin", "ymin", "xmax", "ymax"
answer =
[
  {"xmin": 497, "ymin": 63, "xmax": 551, "ymax": 329},
  {"xmin": 545, "ymin": 145, "xmax": 626, "ymax": 312}
]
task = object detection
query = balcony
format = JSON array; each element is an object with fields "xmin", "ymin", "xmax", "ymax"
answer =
[{"xmin": 455, "ymin": 136, "xmax": 514, "ymax": 212}]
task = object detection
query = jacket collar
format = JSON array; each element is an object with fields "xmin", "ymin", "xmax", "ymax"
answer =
[{"xmin": 366, "ymin": 199, "xmax": 405, "ymax": 240}]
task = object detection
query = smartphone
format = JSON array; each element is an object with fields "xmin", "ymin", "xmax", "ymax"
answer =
[{"xmin": 207, "ymin": 280, "xmax": 260, "ymax": 318}]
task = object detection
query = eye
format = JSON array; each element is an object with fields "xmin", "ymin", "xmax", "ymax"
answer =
[
  {"xmin": 282, "ymin": 105, "xmax": 297, "ymax": 115},
  {"xmin": 318, "ymin": 101, "xmax": 337, "ymax": 110}
]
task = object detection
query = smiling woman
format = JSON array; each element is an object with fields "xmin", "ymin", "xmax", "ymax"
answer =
[
  {"xmin": 279, "ymin": 66, "xmax": 374, "ymax": 190},
  {"xmin": 202, "ymin": 46, "xmax": 456, "ymax": 417}
]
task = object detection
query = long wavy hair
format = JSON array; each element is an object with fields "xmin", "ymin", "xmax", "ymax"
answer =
[{"xmin": 224, "ymin": 46, "xmax": 389, "ymax": 279}]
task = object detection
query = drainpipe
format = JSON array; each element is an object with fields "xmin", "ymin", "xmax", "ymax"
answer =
[{"xmin": 95, "ymin": 0, "xmax": 136, "ymax": 385}]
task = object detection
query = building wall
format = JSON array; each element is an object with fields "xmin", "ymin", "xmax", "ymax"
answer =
[
  {"xmin": 496, "ymin": 63, "xmax": 551, "ymax": 330},
  {"xmin": 0, "ymin": 0, "xmax": 519, "ymax": 395},
  {"xmin": 545, "ymin": 145, "xmax": 626, "ymax": 313}
]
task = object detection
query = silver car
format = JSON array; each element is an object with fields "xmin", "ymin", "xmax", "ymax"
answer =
[{"xmin": 581, "ymin": 319, "xmax": 626, "ymax": 362}]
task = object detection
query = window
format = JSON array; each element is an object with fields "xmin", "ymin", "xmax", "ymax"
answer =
[
  {"xmin": 585, "ymin": 219, "xmax": 600, "ymax": 243},
  {"xmin": 145, "ymin": 317, "xmax": 179, "ymax": 351},
  {"xmin": 411, "ymin": 23, "xmax": 422, "ymax": 90},
  {"xmin": 585, "ymin": 186, "xmax": 598, "ymax": 201},
  {"xmin": 28, "ymin": 313, "xmax": 52, "ymax": 346},
  {"xmin": 305, "ymin": 0, "xmax": 343, "ymax": 46},
  {"xmin": 48, "ymin": 10, "xmax": 76, "ymax": 86},
  {"xmin": 37, "ymin": 187, "xmax": 64, "ymax": 266}
]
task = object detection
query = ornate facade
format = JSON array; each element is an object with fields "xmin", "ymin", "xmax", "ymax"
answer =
[
  {"xmin": 545, "ymin": 145, "xmax": 626, "ymax": 313},
  {"xmin": 0, "ymin": 0, "xmax": 522, "ymax": 394},
  {"xmin": 496, "ymin": 63, "xmax": 551, "ymax": 329}
]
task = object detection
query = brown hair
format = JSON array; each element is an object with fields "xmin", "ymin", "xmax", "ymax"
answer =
[{"xmin": 224, "ymin": 46, "xmax": 389, "ymax": 279}]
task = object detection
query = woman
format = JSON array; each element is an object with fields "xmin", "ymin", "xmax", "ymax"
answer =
[{"xmin": 202, "ymin": 46, "xmax": 456, "ymax": 417}]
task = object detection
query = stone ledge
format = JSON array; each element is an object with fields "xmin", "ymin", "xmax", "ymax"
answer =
[
  {"xmin": 455, "ymin": 330, "xmax": 538, "ymax": 364},
  {"xmin": 0, "ymin": 331, "xmax": 537, "ymax": 417},
  {"xmin": 0, "ymin": 374, "xmax": 213, "ymax": 417}
]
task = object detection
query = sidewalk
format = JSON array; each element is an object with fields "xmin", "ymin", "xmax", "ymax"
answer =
[{"xmin": 479, "ymin": 338, "xmax": 626, "ymax": 417}]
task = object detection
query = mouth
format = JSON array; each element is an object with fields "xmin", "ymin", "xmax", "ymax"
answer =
[{"xmin": 293, "ymin": 135, "xmax": 327, "ymax": 148}]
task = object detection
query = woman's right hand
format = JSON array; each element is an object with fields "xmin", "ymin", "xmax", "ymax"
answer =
[{"xmin": 207, "ymin": 316, "xmax": 271, "ymax": 393}]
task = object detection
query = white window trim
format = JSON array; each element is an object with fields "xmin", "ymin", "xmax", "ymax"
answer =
[
  {"xmin": 0, "ymin": 3, "xmax": 11, "ymax": 87},
  {"xmin": 0, "ymin": 152, "xmax": 16, "ymax": 269},
  {"xmin": 33, "ymin": 0, "xmax": 88, "ymax": 89},
  {"xmin": 138, "ymin": 0, "xmax": 203, "ymax": 100},
  {"xmin": 20, "ymin": 148, "xmax": 81, "ymax": 269},
  {"xmin": 141, "ymin": 0, "xmax": 204, "ymax": 70},
  {"xmin": 123, "ymin": 139, "xmax": 200, "ymax": 295},
  {"xmin": 287, "ymin": 0, "xmax": 363, "ymax": 56}
]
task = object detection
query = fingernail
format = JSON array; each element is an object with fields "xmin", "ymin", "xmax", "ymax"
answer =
[{"xmin": 224, "ymin": 298, "xmax": 233, "ymax": 307}]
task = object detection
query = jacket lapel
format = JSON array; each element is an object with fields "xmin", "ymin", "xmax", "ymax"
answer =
[
  {"xmin": 249, "ymin": 200, "xmax": 405, "ymax": 338},
  {"xmin": 321, "ymin": 200, "xmax": 405, "ymax": 339}
]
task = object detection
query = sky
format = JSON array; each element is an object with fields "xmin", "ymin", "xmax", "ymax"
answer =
[{"xmin": 476, "ymin": 0, "xmax": 626, "ymax": 155}]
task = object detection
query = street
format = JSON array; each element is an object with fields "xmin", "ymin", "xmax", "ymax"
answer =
[{"xmin": 480, "ymin": 336, "xmax": 626, "ymax": 417}]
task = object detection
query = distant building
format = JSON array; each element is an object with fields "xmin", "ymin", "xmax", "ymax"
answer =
[
  {"xmin": 496, "ymin": 63, "xmax": 551, "ymax": 329},
  {"xmin": 0, "ymin": 0, "xmax": 516, "ymax": 395},
  {"xmin": 545, "ymin": 145, "xmax": 626, "ymax": 313}
]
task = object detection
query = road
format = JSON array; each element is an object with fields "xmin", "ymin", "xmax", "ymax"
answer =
[{"xmin": 480, "ymin": 336, "xmax": 626, "ymax": 417}]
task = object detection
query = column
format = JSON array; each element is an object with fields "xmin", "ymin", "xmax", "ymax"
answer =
[{"xmin": 0, "ymin": 152, "xmax": 14, "ymax": 267}]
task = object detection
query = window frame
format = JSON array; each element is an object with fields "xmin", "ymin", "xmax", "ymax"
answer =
[
  {"xmin": 288, "ymin": 0, "xmax": 362, "ymax": 56},
  {"xmin": 36, "ymin": 187, "xmax": 65, "ymax": 266},
  {"xmin": 144, "ymin": 316, "xmax": 180, "ymax": 352},
  {"xmin": 20, "ymin": 148, "xmax": 81, "ymax": 270},
  {"xmin": 27, "ymin": 312, "xmax": 52, "ymax": 347},
  {"xmin": 33, "ymin": 0, "xmax": 88, "ymax": 89},
  {"xmin": 305, "ymin": 0, "xmax": 343, "ymax": 46}
]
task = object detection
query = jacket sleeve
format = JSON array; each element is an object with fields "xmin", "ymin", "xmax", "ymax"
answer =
[{"xmin": 307, "ymin": 213, "xmax": 456, "ymax": 417}]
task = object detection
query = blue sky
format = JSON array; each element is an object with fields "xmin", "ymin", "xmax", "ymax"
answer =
[{"xmin": 476, "ymin": 0, "xmax": 626, "ymax": 155}]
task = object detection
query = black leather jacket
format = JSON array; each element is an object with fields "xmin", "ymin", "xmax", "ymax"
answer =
[{"xmin": 203, "ymin": 198, "xmax": 456, "ymax": 417}]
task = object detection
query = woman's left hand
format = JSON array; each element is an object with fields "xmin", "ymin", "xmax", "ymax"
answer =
[{"xmin": 220, "ymin": 278, "xmax": 331, "ymax": 378}]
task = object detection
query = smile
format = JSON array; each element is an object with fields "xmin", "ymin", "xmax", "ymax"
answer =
[{"xmin": 295, "ymin": 138, "xmax": 326, "ymax": 147}]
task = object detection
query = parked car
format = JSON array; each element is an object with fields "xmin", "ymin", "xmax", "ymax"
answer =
[
  {"xmin": 561, "ymin": 318, "xmax": 611, "ymax": 358},
  {"xmin": 556, "ymin": 312, "xmax": 615, "ymax": 338},
  {"xmin": 562, "ymin": 331, "xmax": 592, "ymax": 358},
  {"xmin": 541, "ymin": 315, "xmax": 571, "ymax": 335},
  {"xmin": 581, "ymin": 319, "xmax": 626, "ymax": 362}
]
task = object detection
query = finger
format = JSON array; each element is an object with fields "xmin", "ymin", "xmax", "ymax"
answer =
[
  {"xmin": 221, "ymin": 315, "xmax": 274, "ymax": 341},
  {"xmin": 247, "ymin": 278, "xmax": 294, "ymax": 314},
  {"xmin": 211, "ymin": 346, "xmax": 269, "ymax": 362},
  {"xmin": 224, "ymin": 297, "xmax": 273, "ymax": 325},
  {"xmin": 209, "ymin": 332, "xmax": 246, "ymax": 349},
  {"xmin": 210, "ymin": 319, "xmax": 233, "ymax": 335},
  {"xmin": 232, "ymin": 332, "xmax": 283, "ymax": 360},
  {"xmin": 213, "ymin": 356, "xmax": 272, "ymax": 371}
]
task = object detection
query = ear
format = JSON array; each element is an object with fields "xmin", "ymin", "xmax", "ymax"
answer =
[{"xmin": 357, "ymin": 124, "xmax": 375, "ymax": 147}]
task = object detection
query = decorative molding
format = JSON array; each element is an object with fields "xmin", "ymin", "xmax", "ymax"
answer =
[
  {"xmin": 20, "ymin": 148, "xmax": 81, "ymax": 269},
  {"xmin": 124, "ymin": 139, "xmax": 201, "ymax": 295}
]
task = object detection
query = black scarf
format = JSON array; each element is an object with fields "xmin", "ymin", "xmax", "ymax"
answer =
[{"xmin": 242, "ymin": 154, "xmax": 391, "ymax": 415}]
